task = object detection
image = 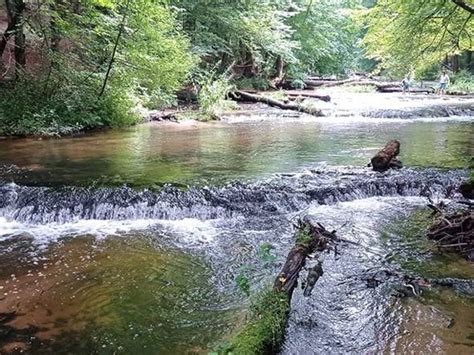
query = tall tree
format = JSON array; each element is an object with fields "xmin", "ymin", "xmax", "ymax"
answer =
[
  {"xmin": 363, "ymin": 0, "xmax": 474, "ymax": 74},
  {"xmin": 1, "ymin": 0, "xmax": 26, "ymax": 77}
]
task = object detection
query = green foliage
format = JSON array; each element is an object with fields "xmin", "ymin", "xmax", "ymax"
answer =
[
  {"xmin": 450, "ymin": 70, "xmax": 474, "ymax": 93},
  {"xmin": 235, "ymin": 76, "xmax": 271, "ymax": 91},
  {"xmin": 222, "ymin": 289, "xmax": 289, "ymax": 355},
  {"xmin": 0, "ymin": 0, "xmax": 195, "ymax": 135},
  {"xmin": 290, "ymin": 78, "xmax": 306, "ymax": 89},
  {"xmin": 414, "ymin": 63, "xmax": 442, "ymax": 81},
  {"xmin": 257, "ymin": 243, "xmax": 277, "ymax": 266},
  {"xmin": 121, "ymin": 0, "xmax": 196, "ymax": 107},
  {"xmin": 363, "ymin": 0, "xmax": 474, "ymax": 74},
  {"xmin": 234, "ymin": 243, "xmax": 276, "ymax": 297},
  {"xmin": 0, "ymin": 73, "xmax": 137, "ymax": 136},
  {"xmin": 236, "ymin": 271, "xmax": 251, "ymax": 297},
  {"xmin": 172, "ymin": 0, "xmax": 363, "ymax": 82},
  {"xmin": 288, "ymin": 0, "xmax": 363, "ymax": 76},
  {"xmin": 197, "ymin": 73, "xmax": 237, "ymax": 120},
  {"xmin": 172, "ymin": 0, "xmax": 297, "ymax": 78},
  {"xmin": 296, "ymin": 225, "xmax": 313, "ymax": 247}
]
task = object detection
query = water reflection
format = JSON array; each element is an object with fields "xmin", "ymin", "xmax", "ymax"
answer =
[{"xmin": 0, "ymin": 118, "xmax": 472, "ymax": 187}]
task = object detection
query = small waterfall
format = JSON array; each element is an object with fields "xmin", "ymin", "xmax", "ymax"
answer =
[
  {"xmin": 362, "ymin": 103, "xmax": 474, "ymax": 119},
  {"xmin": 0, "ymin": 167, "xmax": 465, "ymax": 224}
]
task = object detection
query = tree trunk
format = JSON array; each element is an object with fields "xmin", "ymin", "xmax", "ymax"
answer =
[
  {"xmin": 0, "ymin": 0, "xmax": 25, "ymax": 69},
  {"xmin": 370, "ymin": 140, "xmax": 402, "ymax": 172},
  {"xmin": 230, "ymin": 90, "xmax": 324, "ymax": 116},
  {"xmin": 451, "ymin": 55, "xmax": 460, "ymax": 73},
  {"xmin": 12, "ymin": 0, "xmax": 26, "ymax": 79},
  {"xmin": 284, "ymin": 90, "xmax": 331, "ymax": 102},
  {"xmin": 0, "ymin": 0, "xmax": 14, "ymax": 58},
  {"xmin": 269, "ymin": 55, "xmax": 285, "ymax": 89}
]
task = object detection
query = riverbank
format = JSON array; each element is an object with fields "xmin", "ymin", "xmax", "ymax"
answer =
[{"xmin": 1, "ymin": 89, "xmax": 474, "ymax": 140}]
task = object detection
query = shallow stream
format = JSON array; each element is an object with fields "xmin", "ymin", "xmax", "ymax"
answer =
[{"xmin": 0, "ymin": 94, "xmax": 473, "ymax": 353}]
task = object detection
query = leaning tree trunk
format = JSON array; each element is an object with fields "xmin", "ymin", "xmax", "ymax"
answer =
[{"xmin": 370, "ymin": 140, "xmax": 402, "ymax": 172}]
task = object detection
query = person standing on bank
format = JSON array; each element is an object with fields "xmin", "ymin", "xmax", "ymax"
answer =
[
  {"xmin": 438, "ymin": 70, "xmax": 450, "ymax": 95},
  {"xmin": 401, "ymin": 75, "xmax": 410, "ymax": 94}
]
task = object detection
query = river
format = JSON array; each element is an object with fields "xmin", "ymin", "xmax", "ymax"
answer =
[{"xmin": 0, "ymin": 93, "xmax": 473, "ymax": 354}]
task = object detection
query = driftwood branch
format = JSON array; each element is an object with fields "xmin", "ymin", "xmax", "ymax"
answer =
[{"xmin": 427, "ymin": 209, "xmax": 473, "ymax": 260}]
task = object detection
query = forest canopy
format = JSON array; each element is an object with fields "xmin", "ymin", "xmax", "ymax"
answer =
[
  {"xmin": 363, "ymin": 0, "xmax": 474, "ymax": 76},
  {"xmin": 0, "ymin": 0, "xmax": 473, "ymax": 135}
]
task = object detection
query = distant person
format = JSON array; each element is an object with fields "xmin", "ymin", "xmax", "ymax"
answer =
[
  {"xmin": 401, "ymin": 75, "xmax": 410, "ymax": 94},
  {"xmin": 438, "ymin": 70, "xmax": 450, "ymax": 95}
]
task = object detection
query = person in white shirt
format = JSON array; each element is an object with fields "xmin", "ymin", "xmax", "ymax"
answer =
[{"xmin": 438, "ymin": 70, "xmax": 450, "ymax": 95}]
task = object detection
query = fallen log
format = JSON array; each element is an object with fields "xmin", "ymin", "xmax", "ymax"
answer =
[
  {"xmin": 284, "ymin": 90, "xmax": 331, "ymax": 102},
  {"xmin": 273, "ymin": 218, "xmax": 334, "ymax": 296},
  {"xmin": 222, "ymin": 218, "xmax": 338, "ymax": 354},
  {"xmin": 285, "ymin": 77, "xmax": 435, "ymax": 94},
  {"xmin": 303, "ymin": 78, "xmax": 359, "ymax": 88},
  {"xmin": 149, "ymin": 109, "xmax": 180, "ymax": 122},
  {"xmin": 377, "ymin": 86, "xmax": 434, "ymax": 94},
  {"xmin": 230, "ymin": 90, "xmax": 324, "ymax": 116},
  {"xmin": 370, "ymin": 140, "xmax": 402, "ymax": 172}
]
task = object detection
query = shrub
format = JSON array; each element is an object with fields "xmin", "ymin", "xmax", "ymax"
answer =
[
  {"xmin": 197, "ymin": 73, "xmax": 237, "ymax": 120},
  {"xmin": 450, "ymin": 70, "xmax": 474, "ymax": 93},
  {"xmin": 0, "ymin": 73, "xmax": 138, "ymax": 136}
]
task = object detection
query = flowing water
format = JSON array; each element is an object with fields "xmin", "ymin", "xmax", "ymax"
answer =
[{"xmin": 0, "ymin": 95, "xmax": 473, "ymax": 354}]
